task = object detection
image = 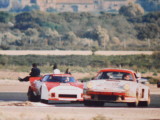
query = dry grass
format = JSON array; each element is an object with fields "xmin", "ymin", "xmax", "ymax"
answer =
[
  {"xmin": 0, "ymin": 70, "xmax": 95, "ymax": 81},
  {"xmin": 0, "ymin": 70, "xmax": 159, "ymax": 82}
]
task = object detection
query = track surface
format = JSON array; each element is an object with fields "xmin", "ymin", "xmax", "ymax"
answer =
[
  {"xmin": 0, "ymin": 92, "xmax": 160, "ymax": 108},
  {"xmin": 0, "ymin": 81, "xmax": 160, "ymax": 120},
  {"xmin": 0, "ymin": 82, "xmax": 160, "ymax": 107}
]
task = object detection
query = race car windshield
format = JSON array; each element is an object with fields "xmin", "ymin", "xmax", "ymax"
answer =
[
  {"xmin": 46, "ymin": 76, "xmax": 75, "ymax": 83},
  {"xmin": 96, "ymin": 71, "xmax": 133, "ymax": 81}
]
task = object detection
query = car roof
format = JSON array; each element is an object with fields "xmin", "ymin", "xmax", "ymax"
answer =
[{"xmin": 99, "ymin": 68, "xmax": 135, "ymax": 73}]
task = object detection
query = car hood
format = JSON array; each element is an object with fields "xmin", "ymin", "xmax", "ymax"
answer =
[
  {"xmin": 44, "ymin": 82, "xmax": 83, "ymax": 91},
  {"xmin": 85, "ymin": 79, "xmax": 137, "ymax": 92}
]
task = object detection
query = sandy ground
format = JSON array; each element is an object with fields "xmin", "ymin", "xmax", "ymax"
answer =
[
  {"xmin": 0, "ymin": 106, "xmax": 160, "ymax": 120},
  {"xmin": 0, "ymin": 50, "xmax": 153, "ymax": 56}
]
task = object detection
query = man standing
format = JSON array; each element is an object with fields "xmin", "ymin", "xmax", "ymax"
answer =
[{"xmin": 53, "ymin": 63, "xmax": 60, "ymax": 74}]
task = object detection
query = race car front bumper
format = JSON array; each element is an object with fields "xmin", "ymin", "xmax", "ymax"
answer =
[{"xmin": 83, "ymin": 91, "xmax": 136, "ymax": 103}]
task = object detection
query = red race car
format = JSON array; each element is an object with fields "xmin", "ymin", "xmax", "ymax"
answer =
[{"xmin": 27, "ymin": 74, "xmax": 84, "ymax": 103}]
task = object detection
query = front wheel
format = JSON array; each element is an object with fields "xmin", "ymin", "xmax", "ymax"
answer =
[
  {"xmin": 127, "ymin": 102, "xmax": 138, "ymax": 107},
  {"xmin": 93, "ymin": 101, "xmax": 104, "ymax": 107},
  {"xmin": 84, "ymin": 100, "xmax": 104, "ymax": 107},
  {"xmin": 127, "ymin": 93, "xmax": 139, "ymax": 107},
  {"xmin": 40, "ymin": 99, "xmax": 48, "ymax": 104},
  {"xmin": 84, "ymin": 100, "xmax": 95, "ymax": 106}
]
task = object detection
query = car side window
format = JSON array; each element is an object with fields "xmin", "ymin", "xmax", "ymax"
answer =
[
  {"xmin": 41, "ymin": 75, "xmax": 50, "ymax": 82},
  {"xmin": 96, "ymin": 72, "xmax": 103, "ymax": 79}
]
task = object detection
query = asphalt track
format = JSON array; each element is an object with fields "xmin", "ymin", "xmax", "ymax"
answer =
[
  {"xmin": 1, "ymin": 86, "xmax": 160, "ymax": 120},
  {"xmin": 0, "ymin": 91, "xmax": 160, "ymax": 108}
]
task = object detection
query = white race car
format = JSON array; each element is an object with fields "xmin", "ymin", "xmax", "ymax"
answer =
[
  {"xmin": 83, "ymin": 68, "xmax": 150, "ymax": 107},
  {"xmin": 27, "ymin": 74, "xmax": 83, "ymax": 103}
]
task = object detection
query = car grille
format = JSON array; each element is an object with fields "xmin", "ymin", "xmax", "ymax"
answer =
[
  {"xmin": 92, "ymin": 95, "xmax": 118, "ymax": 101},
  {"xmin": 59, "ymin": 94, "xmax": 77, "ymax": 98}
]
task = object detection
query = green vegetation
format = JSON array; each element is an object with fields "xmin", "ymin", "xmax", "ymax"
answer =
[
  {"xmin": 0, "ymin": 11, "xmax": 11, "ymax": 23},
  {"xmin": 0, "ymin": 8, "xmax": 159, "ymax": 50},
  {"xmin": 0, "ymin": 52, "xmax": 160, "ymax": 72}
]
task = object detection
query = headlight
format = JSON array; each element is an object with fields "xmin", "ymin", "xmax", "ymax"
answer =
[
  {"xmin": 123, "ymin": 84, "xmax": 130, "ymax": 91},
  {"xmin": 87, "ymin": 82, "xmax": 93, "ymax": 89}
]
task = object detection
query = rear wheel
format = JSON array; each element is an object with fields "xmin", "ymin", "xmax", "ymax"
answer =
[{"xmin": 27, "ymin": 87, "xmax": 40, "ymax": 102}]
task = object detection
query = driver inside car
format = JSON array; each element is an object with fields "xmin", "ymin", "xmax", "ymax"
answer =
[{"xmin": 122, "ymin": 73, "xmax": 131, "ymax": 81}]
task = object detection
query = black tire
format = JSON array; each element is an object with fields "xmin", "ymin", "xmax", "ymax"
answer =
[
  {"xmin": 40, "ymin": 99, "xmax": 48, "ymax": 104},
  {"xmin": 127, "ymin": 93, "xmax": 139, "ymax": 107},
  {"xmin": 84, "ymin": 100, "xmax": 104, "ymax": 107},
  {"xmin": 138, "ymin": 101, "xmax": 149, "ymax": 107},
  {"xmin": 27, "ymin": 87, "xmax": 40, "ymax": 102},
  {"xmin": 94, "ymin": 101, "xmax": 105, "ymax": 107},
  {"xmin": 84, "ymin": 100, "xmax": 95, "ymax": 107},
  {"xmin": 127, "ymin": 102, "xmax": 138, "ymax": 107}
]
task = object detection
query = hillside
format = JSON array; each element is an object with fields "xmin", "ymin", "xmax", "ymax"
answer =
[{"xmin": 0, "ymin": 10, "xmax": 159, "ymax": 51}]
